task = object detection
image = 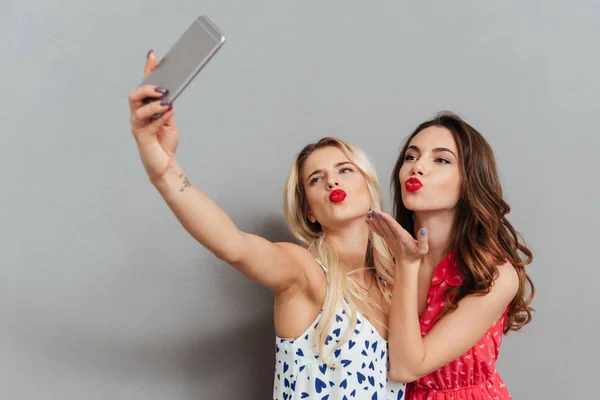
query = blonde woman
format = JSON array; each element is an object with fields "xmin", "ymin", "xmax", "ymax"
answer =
[{"xmin": 127, "ymin": 51, "xmax": 406, "ymax": 399}]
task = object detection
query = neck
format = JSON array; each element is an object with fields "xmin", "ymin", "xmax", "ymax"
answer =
[
  {"xmin": 413, "ymin": 209, "xmax": 455, "ymax": 267},
  {"xmin": 324, "ymin": 220, "xmax": 371, "ymax": 279}
]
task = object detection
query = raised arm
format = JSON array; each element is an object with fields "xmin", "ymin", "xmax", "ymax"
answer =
[{"xmin": 127, "ymin": 52, "xmax": 307, "ymax": 293}]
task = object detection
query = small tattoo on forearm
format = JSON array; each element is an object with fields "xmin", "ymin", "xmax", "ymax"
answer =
[{"xmin": 179, "ymin": 174, "xmax": 192, "ymax": 192}]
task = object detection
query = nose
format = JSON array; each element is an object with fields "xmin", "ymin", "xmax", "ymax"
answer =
[
  {"xmin": 326, "ymin": 176, "xmax": 339, "ymax": 189},
  {"xmin": 411, "ymin": 160, "xmax": 425, "ymax": 176}
]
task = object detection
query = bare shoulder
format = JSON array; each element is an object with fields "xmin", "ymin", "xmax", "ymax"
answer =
[
  {"xmin": 271, "ymin": 242, "xmax": 327, "ymax": 307},
  {"xmin": 272, "ymin": 242, "xmax": 325, "ymax": 284},
  {"xmin": 492, "ymin": 261, "xmax": 519, "ymax": 300},
  {"xmin": 272, "ymin": 241, "xmax": 314, "ymax": 264}
]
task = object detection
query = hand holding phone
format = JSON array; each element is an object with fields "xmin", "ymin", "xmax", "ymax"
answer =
[
  {"xmin": 128, "ymin": 16, "xmax": 225, "ymax": 180},
  {"xmin": 140, "ymin": 16, "xmax": 226, "ymax": 118},
  {"xmin": 128, "ymin": 54, "xmax": 180, "ymax": 182}
]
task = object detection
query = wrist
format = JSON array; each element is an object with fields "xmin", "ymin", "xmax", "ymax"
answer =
[
  {"xmin": 395, "ymin": 259, "xmax": 421, "ymax": 272},
  {"xmin": 150, "ymin": 161, "xmax": 185, "ymax": 190}
]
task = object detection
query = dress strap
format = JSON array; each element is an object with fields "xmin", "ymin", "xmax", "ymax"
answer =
[{"xmin": 315, "ymin": 258, "xmax": 328, "ymax": 275}]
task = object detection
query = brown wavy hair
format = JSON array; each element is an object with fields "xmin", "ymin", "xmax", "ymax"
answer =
[{"xmin": 391, "ymin": 111, "xmax": 535, "ymax": 333}]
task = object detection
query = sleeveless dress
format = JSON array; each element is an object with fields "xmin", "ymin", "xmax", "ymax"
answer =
[
  {"xmin": 405, "ymin": 250, "xmax": 512, "ymax": 400},
  {"xmin": 273, "ymin": 260, "xmax": 406, "ymax": 400}
]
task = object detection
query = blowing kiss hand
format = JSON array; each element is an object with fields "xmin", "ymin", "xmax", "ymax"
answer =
[{"xmin": 365, "ymin": 209, "xmax": 428, "ymax": 265}]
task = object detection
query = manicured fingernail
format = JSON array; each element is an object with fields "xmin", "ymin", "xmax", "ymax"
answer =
[
  {"xmin": 155, "ymin": 87, "xmax": 168, "ymax": 94},
  {"xmin": 160, "ymin": 99, "xmax": 171, "ymax": 106},
  {"xmin": 420, "ymin": 228, "xmax": 427, "ymax": 235},
  {"xmin": 147, "ymin": 49, "xmax": 153, "ymax": 59},
  {"xmin": 167, "ymin": 104, "xmax": 173, "ymax": 111}
]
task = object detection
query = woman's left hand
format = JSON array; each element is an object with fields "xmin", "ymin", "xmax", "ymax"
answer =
[{"xmin": 366, "ymin": 209, "xmax": 428, "ymax": 265}]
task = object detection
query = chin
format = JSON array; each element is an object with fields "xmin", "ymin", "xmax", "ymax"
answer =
[
  {"xmin": 400, "ymin": 195, "xmax": 420, "ymax": 211},
  {"xmin": 328, "ymin": 204, "xmax": 367, "ymax": 222},
  {"xmin": 332, "ymin": 206, "xmax": 365, "ymax": 219}
]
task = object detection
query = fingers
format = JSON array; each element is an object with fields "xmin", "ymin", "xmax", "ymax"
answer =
[
  {"xmin": 365, "ymin": 212, "xmax": 384, "ymax": 238},
  {"xmin": 132, "ymin": 98, "xmax": 173, "ymax": 127},
  {"xmin": 147, "ymin": 106, "xmax": 176, "ymax": 129},
  {"xmin": 379, "ymin": 210, "xmax": 411, "ymax": 241},
  {"xmin": 144, "ymin": 50, "xmax": 157, "ymax": 78},
  {"xmin": 128, "ymin": 51, "xmax": 163, "ymax": 112},
  {"xmin": 128, "ymin": 85, "xmax": 168, "ymax": 110},
  {"xmin": 370, "ymin": 210, "xmax": 398, "ymax": 240},
  {"xmin": 366, "ymin": 210, "xmax": 395, "ymax": 242},
  {"xmin": 131, "ymin": 106, "xmax": 175, "ymax": 143},
  {"xmin": 366, "ymin": 209, "xmax": 430, "ymax": 257},
  {"xmin": 416, "ymin": 227, "xmax": 429, "ymax": 255}
]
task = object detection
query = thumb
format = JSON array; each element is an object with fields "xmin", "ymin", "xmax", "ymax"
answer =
[
  {"xmin": 417, "ymin": 228, "xmax": 429, "ymax": 255},
  {"xmin": 144, "ymin": 50, "xmax": 157, "ymax": 78}
]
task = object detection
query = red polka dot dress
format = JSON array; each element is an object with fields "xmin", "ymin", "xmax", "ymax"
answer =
[{"xmin": 405, "ymin": 250, "xmax": 512, "ymax": 400}]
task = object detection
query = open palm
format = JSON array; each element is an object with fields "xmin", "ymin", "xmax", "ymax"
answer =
[{"xmin": 366, "ymin": 209, "xmax": 428, "ymax": 265}]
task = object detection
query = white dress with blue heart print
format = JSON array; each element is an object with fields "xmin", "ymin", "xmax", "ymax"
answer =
[{"xmin": 272, "ymin": 260, "xmax": 405, "ymax": 400}]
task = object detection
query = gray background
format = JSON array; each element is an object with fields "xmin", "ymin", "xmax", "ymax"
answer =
[{"xmin": 1, "ymin": 1, "xmax": 598, "ymax": 399}]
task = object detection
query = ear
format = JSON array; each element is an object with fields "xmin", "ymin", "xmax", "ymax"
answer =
[{"xmin": 307, "ymin": 210, "xmax": 317, "ymax": 223}]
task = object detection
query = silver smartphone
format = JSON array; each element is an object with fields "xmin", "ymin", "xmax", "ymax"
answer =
[{"xmin": 140, "ymin": 15, "xmax": 226, "ymax": 110}]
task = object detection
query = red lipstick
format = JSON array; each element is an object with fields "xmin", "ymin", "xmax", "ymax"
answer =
[
  {"xmin": 329, "ymin": 189, "xmax": 346, "ymax": 203},
  {"xmin": 405, "ymin": 177, "xmax": 423, "ymax": 192}
]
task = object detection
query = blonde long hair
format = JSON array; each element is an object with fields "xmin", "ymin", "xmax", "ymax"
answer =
[{"xmin": 283, "ymin": 137, "xmax": 395, "ymax": 367}]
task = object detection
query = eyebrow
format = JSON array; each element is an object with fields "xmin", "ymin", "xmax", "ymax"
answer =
[
  {"xmin": 407, "ymin": 145, "xmax": 457, "ymax": 157},
  {"xmin": 306, "ymin": 161, "xmax": 354, "ymax": 182}
]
